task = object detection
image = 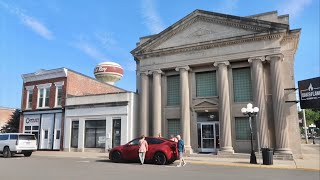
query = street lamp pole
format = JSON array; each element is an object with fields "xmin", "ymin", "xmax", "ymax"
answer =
[{"xmin": 241, "ymin": 103, "xmax": 259, "ymax": 164}]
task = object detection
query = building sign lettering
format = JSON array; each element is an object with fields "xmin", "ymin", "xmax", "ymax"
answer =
[{"xmin": 298, "ymin": 77, "xmax": 320, "ymax": 109}]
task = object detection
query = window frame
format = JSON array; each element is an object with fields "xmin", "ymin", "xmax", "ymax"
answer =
[
  {"xmin": 36, "ymin": 83, "xmax": 52, "ymax": 108},
  {"xmin": 166, "ymin": 75, "xmax": 180, "ymax": 106},
  {"xmin": 195, "ymin": 71, "xmax": 217, "ymax": 97},
  {"xmin": 25, "ymin": 86, "xmax": 34, "ymax": 109},
  {"xmin": 54, "ymin": 82, "xmax": 64, "ymax": 107},
  {"xmin": 232, "ymin": 67, "xmax": 253, "ymax": 103}
]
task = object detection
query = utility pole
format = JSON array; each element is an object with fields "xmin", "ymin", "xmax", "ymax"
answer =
[{"xmin": 303, "ymin": 109, "xmax": 308, "ymax": 144}]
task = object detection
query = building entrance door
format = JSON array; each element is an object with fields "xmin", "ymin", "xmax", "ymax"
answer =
[{"xmin": 197, "ymin": 122, "xmax": 220, "ymax": 152}]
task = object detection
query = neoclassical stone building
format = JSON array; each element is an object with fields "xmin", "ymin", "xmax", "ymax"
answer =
[{"xmin": 131, "ymin": 10, "xmax": 301, "ymax": 156}]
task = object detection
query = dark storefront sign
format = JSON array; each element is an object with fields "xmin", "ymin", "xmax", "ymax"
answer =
[{"xmin": 298, "ymin": 77, "xmax": 320, "ymax": 109}]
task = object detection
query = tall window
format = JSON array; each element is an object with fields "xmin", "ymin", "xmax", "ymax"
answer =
[
  {"xmin": 167, "ymin": 119, "xmax": 180, "ymax": 138},
  {"xmin": 167, "ymin": 75, "xmax": 180, "ymax": 106},
  {"xmin": 27, "ymin": 90, "xmax": 33, "ymax": 109},
  {"xmin": 56, "ymin": 86, "xmax": 62, "ymax": 106},
  {"xmin": 196, "ymin": 71, "xmax": 217, "ymax": 97},
  {"xmin": 71, "ymin": 121, "xmax": 79, "ymax": 148},
  {"xmin": 235, "ymin": 117, "xmax": 256, "ymax": 140},
  {"xmin": 232, "ymin": 68, "xmax": 253, "ymax": 102},
  {"xmin": 54, "ymin": 82, "xmax": 64, "ymax": 107},
  {"xmin": 85, "ymin": 120, "xmax": 106, "ymax": 148},
  {"xmin": 37, "ymin": 83, "xmax": 51, "ymax": 108}
]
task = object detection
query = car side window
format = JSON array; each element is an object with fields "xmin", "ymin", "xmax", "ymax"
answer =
[
  {"xmin": 10, "ymin": 135, "xmax": 18, "ymax": 140},
  {"xmin": 146, "ymin": 138, "xmax": 164, "ymax": 144},
  {"xmin": 0, "ymin": 135, "xmax": 9, "ymax": 140},
  {"xmin": 128, "ymin": 139, "xmax": 139, "ymax": 146}
]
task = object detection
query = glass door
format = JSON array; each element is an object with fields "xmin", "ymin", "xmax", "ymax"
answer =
[{"xmin": 197, "ymin": 122, "xmax": 219, "ymax": 152}]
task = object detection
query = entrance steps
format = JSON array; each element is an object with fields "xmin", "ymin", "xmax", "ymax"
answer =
[{"xmin": 189, "ymin": 152, "xmax": 294, "ymax": 160}]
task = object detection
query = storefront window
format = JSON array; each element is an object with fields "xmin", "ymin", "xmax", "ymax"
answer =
[
  {"xmin": 167, "ymin": 75, "xmax": 180, "ymax": 106},
  {"xmin": 167, "ymin": 119, "xmax": 180, "ymax": 138},
  {"xmin": 85, "ymin": 120, "xmax": 106, "ymax": 148},
  {"xmin": 232, "ymin": 68, "xmax": 253, "ymax": 102},
  {"xmin": 196, "ymin": 71, "xmax": 217, "ymax": 97},
  {"xmin": 71, "ymin": 121, "xmax": 79, "ymax": 148},
  {"xmin": 235, "ymin": 117, "xmax": 256, "ymax": 140}
]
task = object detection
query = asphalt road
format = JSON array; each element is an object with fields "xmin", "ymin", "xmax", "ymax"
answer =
[{"xmin": 0, "ymin": 155, "xmax": 318, "ymax": 180}]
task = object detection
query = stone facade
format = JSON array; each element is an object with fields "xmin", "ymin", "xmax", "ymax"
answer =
[{"xmin": 131, "ymin": 10, "xmax": 301, "ymax": 157}]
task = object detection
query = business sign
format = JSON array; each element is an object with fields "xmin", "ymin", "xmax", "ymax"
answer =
[
  {"xmin": 298, "ymin": 77, "xmax": 320, "ymax": 109},
  {"xmin": 24, "ymin": 115, "xmax": 40, "ymax": 126}
]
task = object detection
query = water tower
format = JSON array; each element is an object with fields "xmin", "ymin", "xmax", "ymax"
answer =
[{"xmin": 94, "ymin": 62, "xmax": 123, "ymax": 85}]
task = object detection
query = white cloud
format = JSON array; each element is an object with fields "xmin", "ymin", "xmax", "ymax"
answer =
[
  {"xmin": 95, "ymin": 32, "xmax": 117, "ymax": 49},
  {"xmin": 141, "ymin": 0, "xmax": 165, "ymax": 34},
  {"xmin": 278, "ymin": 0, "xmax": 312, "ymax": 18},
  {"xmin": 0, "ymin": 1, "xmax": 53, "ymax": 40},
  {"xmin": 72, "ymin": 41, "xmax": 109, "ymax": 62}
]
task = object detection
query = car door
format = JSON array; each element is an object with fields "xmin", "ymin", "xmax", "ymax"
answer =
[
  {"xmin": 145, "ymin": 138, "xmax": 164, "ymax": 161},
  {"xmin": 123, "ymin": 139, "xmax": 139, "ymax": 160}
]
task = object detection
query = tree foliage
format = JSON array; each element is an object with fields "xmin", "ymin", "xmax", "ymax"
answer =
[
  {"xmin": 0, "ymin": 109, "xmax": 20, "ymax": 133},
  {"xmin": 305, "ymin": 109, "xmax": 320, "ymax": 128}
]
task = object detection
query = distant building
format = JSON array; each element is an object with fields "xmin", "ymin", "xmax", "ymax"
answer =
[
  {"xmin": 131, "ymin": 10, "xmax": 301, "ymax": 157},
  {"xmin": 0, "ymin": 107, "xmax": 15, "ymax": 131},
  {"xmin": 20, "ymin": 68, "xmax": 126, "ymax": 150}
]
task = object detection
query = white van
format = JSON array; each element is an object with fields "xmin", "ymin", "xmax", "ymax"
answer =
[{"xmin": 0, "ymin": 133, "xmax": 37, "ymax": 158}]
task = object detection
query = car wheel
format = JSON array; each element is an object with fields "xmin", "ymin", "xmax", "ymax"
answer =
[
  {"xmin": 23, "ymin": 152, "xmax": 32, "ymax": 157},
  {"xmin": 111, "ymin": 151, "xmax": 122, "ymax": 162},
  {"xmin": 153, "ymin": 152, "xmax": 167, "ymax": 165},
  {"xmin": 3, "ymin": 147, "xmax": 11, "ymax": 158}
]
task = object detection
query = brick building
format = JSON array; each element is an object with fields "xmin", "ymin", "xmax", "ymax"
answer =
[{"xmin": 20, "ymin": 68, "xmax": 124, "ymax": 150}]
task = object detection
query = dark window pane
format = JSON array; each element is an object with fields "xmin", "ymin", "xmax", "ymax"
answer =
[
  {"xmin": 56, "ymin": 130, "xmax": 60, "ymax": 139},
  {"xmin": 25, "ymin": 126, "xmax": 31, "ymax": 130},
  {"xmin": 71, "ymin": 121, "xmax": 79, "ymax": 148},
  {"xmin": 10, "ymin": 135, "xmax": 18, "ymax": 140},
  {"xmin": 44, "ymin": 130, "xmax": 48, "ymax": 139},
  {"xmin": 128, "ymin": 139, "xmax": 139, "ymax": 145},
  {"xmin": 19, "ymin": 135, "xmax": 36, "ymax": 140}
]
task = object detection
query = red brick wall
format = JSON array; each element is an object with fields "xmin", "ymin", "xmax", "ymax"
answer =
[
  {"xmin": 22, "ymin": 77, "xmax": 67, "ymax": 110},
  {"xmin": 67, "ymin": 71, "xmax": 125, "ymax": 96}
]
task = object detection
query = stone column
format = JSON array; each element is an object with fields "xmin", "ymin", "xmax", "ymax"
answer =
[
  {"xmin": 151, "ymin": 70, "xmax": 162, "ymax": 137},
  {"xmin": 266, "ymin": 54, "xmax": 292, "ymax": 154},
  {"xmin": 214, "ymin": 61, "xmax": 234, "ymax": 154},
  {"xmin": 248, "ymin": 56, "xmax": 270, "ymax": 148},
  {"xmin": 175, "ymin": 66, "xmax": 192, "ymax": 153},
  {"xmin": 139, "ymin": 71, "xmax": 149, "ymax": 136}
]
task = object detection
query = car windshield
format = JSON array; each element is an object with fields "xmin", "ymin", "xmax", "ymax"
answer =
[
  {"xmin": 19, "ymin": 135, "xmax": 36, "ymax": 140},
  {"xmin": 128, "ymin": 139, "xmax": 139, "ymax": 145}
]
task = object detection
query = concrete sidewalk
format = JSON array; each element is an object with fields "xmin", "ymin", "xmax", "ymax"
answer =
[{"xmin": 32, "ymin": 144, "xmax": 320, "ymax": 171}]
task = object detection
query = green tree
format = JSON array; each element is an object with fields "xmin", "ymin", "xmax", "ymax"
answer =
[
  {"xmin": 305, "ymin": 109, "xmax": 320, "ymax": 127},
  {"xmin": 0, "ymin": 109, "xmax": 20, "ymax": 133}
]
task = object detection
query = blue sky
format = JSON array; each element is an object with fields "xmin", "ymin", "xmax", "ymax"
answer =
[{"xmin": 0, "ymin": 0, "xmax": 319, "ymax": 109}]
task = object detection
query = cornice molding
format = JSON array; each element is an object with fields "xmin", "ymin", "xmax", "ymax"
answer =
[
  {"xmin": 139, "ymin": 71, "xmax": 149, "ymax": 76},
  {"xmin": 136, "ymin": 33, "xmax": 283, "ymax": 59}
]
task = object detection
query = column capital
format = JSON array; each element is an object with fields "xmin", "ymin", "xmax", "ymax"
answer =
[
  {"xmin": 139, "ymin": 71, "xmax": 149, "ymax": 76},
  {"xmin": 149, "ymin": 69, "xmax": 163, "ymax": 75},
  {"xmin": 248, "ymin": 56, "xmax": 265, "ymax": 63},
  {"xmin": 175, "ymin": 66, "xmax": 190, "ymax": 72},
  {"xmin": 266, "ymin": 54, "xmax": 284, "ymax": 61},
  {"xmin": 213, "ymin": 61, "xmax": 230, "ymax": 67}
]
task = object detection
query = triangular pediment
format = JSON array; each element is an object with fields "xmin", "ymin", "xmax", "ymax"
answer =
[
  {"xmin": 153, "ymin": 20, "xmax": 257, "ymax": 50},
  {"xmin": 131, "ymin": 10, "xmax": 288, "ymax": 57},
  {"xmin": 193, "ymin": 98, "xmax": 218, "ymax": 107}
]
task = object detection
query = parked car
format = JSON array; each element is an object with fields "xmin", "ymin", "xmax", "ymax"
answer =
[
  {"xmin": 0, "ymin": 133, "xmax": 37, "ymax": 158},
  {"xmin": 109, "ymin": 137, "xmax": 178, "ymax": 165}
]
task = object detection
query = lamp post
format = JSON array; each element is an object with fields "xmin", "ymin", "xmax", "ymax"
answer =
[
  {"xmin": 309, "ymin": 124, "xmax": 316, "ymax": 144},
  {"xmin": 241, "ymin": 103, "xmax": 259, "ymax": 164}
]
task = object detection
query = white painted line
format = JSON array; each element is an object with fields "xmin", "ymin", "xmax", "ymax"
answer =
[{"xmin": 76, "ymin": 160, "xmax": 90, "ymax": 163}]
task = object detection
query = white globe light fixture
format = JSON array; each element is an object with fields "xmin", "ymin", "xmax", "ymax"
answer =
[{"xmin": 241, "ymin": 103, "xmax": 260, "ymax": 164}]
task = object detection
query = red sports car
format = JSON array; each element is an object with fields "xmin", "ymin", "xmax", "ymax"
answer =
[{"xmin": 109, "ymin": 137, "xmax": 178, "ymax": 165}]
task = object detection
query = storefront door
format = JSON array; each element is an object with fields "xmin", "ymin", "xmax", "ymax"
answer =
[{"xmin": 197, "ymin": 122, "xmax": 219, "ymax": 152}]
